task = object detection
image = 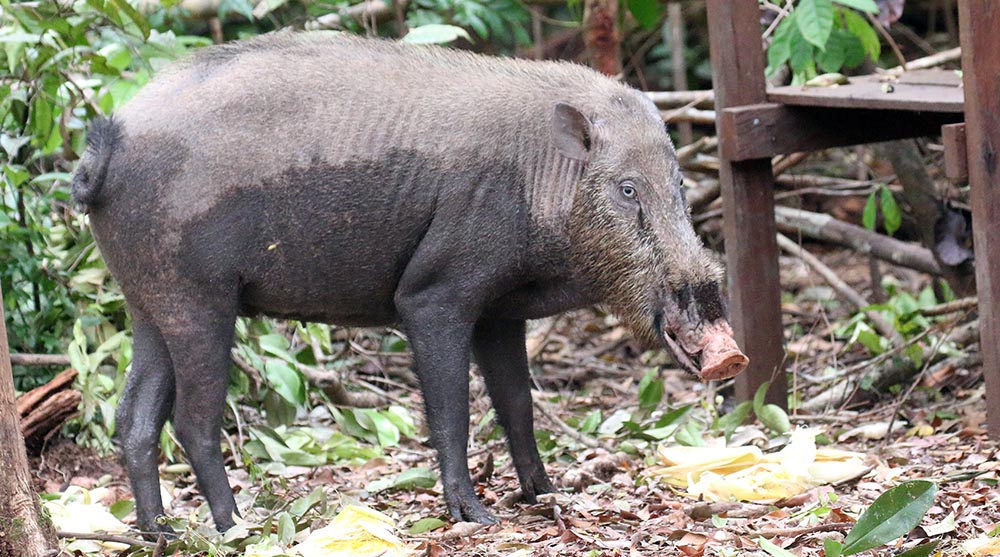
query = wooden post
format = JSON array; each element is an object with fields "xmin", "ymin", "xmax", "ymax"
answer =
[
  {"xmin": 706, "ymin": 0, "xmax": 786, "ymax": 406},
  {"xmin": 0, "ymin": 283, "xmax": 58, "ymax": 555},
  {"xmin": 958, "ymin": 0, "xmax": 1000, "ymax": 435}
]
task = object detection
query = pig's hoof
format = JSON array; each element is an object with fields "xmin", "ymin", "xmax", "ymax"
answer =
[
  {"xmin": 139, "ymin": 523, "xmax": 176, "ymax": 541},
  {"xmin": 520, "ymin": 473, "xmax": 556, "ymax": 504},
  {"xmin": 447, "ymin": 495, "xmax": 498, "ymax": 525}
]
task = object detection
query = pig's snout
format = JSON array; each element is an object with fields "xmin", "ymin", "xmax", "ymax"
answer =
[{"xmin": 695, "ymin": 321, "xmax": 748, "ymax": 382}]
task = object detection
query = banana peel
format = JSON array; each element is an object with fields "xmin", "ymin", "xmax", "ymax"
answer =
[
  {"xmin": 650, "ymin": 428, "xmax": 868, "ymax": 503},
  {"xmin": 294, "ymin": 505, "xmax": 411, "ymax": 557}
]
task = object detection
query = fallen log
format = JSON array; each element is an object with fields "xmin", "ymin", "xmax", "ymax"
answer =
[{"xmin": 774, "ymin": 206, "xmax": 942, "ymax": 275}]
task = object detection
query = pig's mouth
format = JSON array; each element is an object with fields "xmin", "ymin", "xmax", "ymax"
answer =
[{"xmin": 653, "ymin": 312, "xmax": 749, "ymax": 382}]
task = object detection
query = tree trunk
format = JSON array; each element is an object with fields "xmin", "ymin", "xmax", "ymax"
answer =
[
  {"xmin": 583, "ymin": 0, "xmax": 622, "ymax": 77},
  {"xmin": 0, "ymin": 283, "xmax": 57, "ymax": 557}
]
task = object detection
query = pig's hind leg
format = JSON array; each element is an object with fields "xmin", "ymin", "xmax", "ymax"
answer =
[
  {"xmin": 159, "ymin": 303, "xmax": 239, "ymax": 532},
  {"xmin": 116, "ymin": 315, "xmax": 177, "ymax": 535},
  {"xmin": 472, "ymin": 318, "xmax": 555, "ymax": 503}
]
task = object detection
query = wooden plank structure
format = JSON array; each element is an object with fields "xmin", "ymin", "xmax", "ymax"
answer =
[{"xmin": 705, "ymin": 0, "xmax": 1000, "ymax": 432}]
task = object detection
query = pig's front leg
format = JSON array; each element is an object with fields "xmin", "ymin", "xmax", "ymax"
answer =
[
  {"xmin": 395, "ymin": 290, "xmax": 497, "ymax": 524},
  {"xmin": 472, "ymin": 318, "xmax": 554, "ymax": 503}
]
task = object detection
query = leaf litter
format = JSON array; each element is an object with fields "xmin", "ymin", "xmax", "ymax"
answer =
[{"xmin": 35, "ymin": 246, "xmax": 1000, "ymax": 556}]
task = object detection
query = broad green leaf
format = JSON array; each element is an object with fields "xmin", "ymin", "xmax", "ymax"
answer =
[
  {"xmin": 752, "ymin": 381, "xmax": 770, "ymax": 415},
  {"xmin": 796, "ymin": 0, "xmax": 835, "ymax": 49},
  {"xmin": 716, "ymin": 400, "xmax": 752, "ymax": 441},
  {"xmin": 408, "ymin": 517, "xmax": 446, "ymax": 534},
  {"xmin": 895, "ymin": 540, "xmax": 940, "ymax": 557},
  {"xmin": 862, "ymin": 191, "xmax": 878, "ymax": 231},
  {"xmin": 817, "ymin": 28, "xmax": 864, "ymax": 72},
  {"xmin": 357, "ymin": 408, "xmax": 400, "ymax": 447},
  {"xmin": 258, "ymin": 333, "xmax": 297, "ymax": 363},
  {"xmin": 824, "ymin": 538, "xmax": 844, "ymax": 557},
  {"xmin": 276, "ymin": 512, "xmax": 296, "ymax": 545},
  {"xmin": 638, "ymin": 369, "xmax": 664, "ymax": 412},
  {"xmin": 767, "ymin": 14, "xmax": 796, "ymax": 76},
  {"xmin": 403, "ymin": 24, "xmax": 472, "ymax": 45},
  {"xmin": 842, "ymin": 8, "xmax": 881, "ymax": 60},
  {"xmin": 832, "ymin": 0, "xmax": 878, "ymax": 13},
  {"xmin": 580, "ymin": 410, "xmax": 602, "ymax": 434},
  {"xmin": 110, "ymin": 499, "xmax": 135, "ymax": 520},
  {"xmin": 881, "ymin": 186, "xmax": 902, "ymax": 236},
  {"xmin": 289, "ymin": 488, "xmax": 326, "ymax": 518},
  {"xmin": 841, "ymin": 480, "xmax": 938, "ymax": 555},
  {"xmin": 263, "ymin": 359, "xmax": 305, "ymax": 405},
  {"xmin": 627, "ymin": 0, "xmax": 661, "ymax": 29},
  {"xmin": 108, "ymin": 0, "xmax": 150, "ymax": 38},
  {"xmin": 757, "ymin": 536, "xmax": 797, "ymax": 557},
  {"xmin": 758, "ymin": 403, "xmax": 791, "ymax": 434},
  {"xmin": 788, "ymin": 27, "xmax": 818, "ymax": 84}
]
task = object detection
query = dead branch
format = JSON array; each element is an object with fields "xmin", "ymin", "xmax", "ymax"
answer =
[
  {"xmin": 920, "ymin": 296, "xmax": 978, "ymax": 317},
  {"xmin": 774, "ymin": 206, "xmax": 942, "ymax": 275},
  {"xmin": 887, "ymin": 46, "xmax": 962, "ymax": 74},
  {"xmin": 16, "ymin": 368, "xmax": 76, "ymax": 416},
  {"xmin": 294, "ymin": 361, "xmax": 386, "ymax": 408},
  {"xmin": 56, "ymin": 531, "xmax": 156, "ymax": 549},
  {"xmin": 676, "ymin": 136, "xmax": 718, "ymax": 164},
  {"xmin": 645, "ymin": 90, "xmax": 714, "ymax": 108},
  {"xmin": 661, "ymin": 107, "xmax": 716, "ymax": 125},
  {"xmin": 776, "ymin": 233, "xmax": 900, "ymax": 342},
  {"xmin": 685, "ymin": 179, "xmax": 720, "ymax": 212},
  {"xmin": 751, "ymin": 522, "xmax": 852, "ymax": 538},
  {"xmin": 8, "ymin": 354, "xmax": 72, "ymax": 367}
]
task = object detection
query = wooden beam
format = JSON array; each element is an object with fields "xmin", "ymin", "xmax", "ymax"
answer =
[
  {"xmin": 707, "ymin": 0, "xmax": 786, "ymax": 407},
  {"xmin": 719, "ymin": 104, "xmax": 962, "ymax": 161},
  {"xmin": 958, "ymin": 0, "xmax": 1000, "ymax": 436},
  {"xmin": 942, "ymin": 123, "xmax": 968, "ymax": 184}
]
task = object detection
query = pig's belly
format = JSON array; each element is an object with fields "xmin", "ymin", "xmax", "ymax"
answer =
[{"xmin": 236, "ymin": 261, "xmax": 404, "ymax": 327}]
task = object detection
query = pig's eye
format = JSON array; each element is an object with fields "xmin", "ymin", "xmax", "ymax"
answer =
[{"xmin": 620, "ymin": 182, "xmax": 637, "ymax": 199}]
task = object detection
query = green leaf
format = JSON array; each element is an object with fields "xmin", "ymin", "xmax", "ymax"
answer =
[
  {"xmin": 796, "ymin": 0, "xmax": 835, "ymax": 49},
  {"xmin": 824, "ymin": 538, "xmax": 844, "ymax": 557},
  {"xmin": 367, "ymin": 467, "xmax": 437, "ymax": 493},
  {"xmin": 357, "ymin": 408, "xmax": 400, "ymax": 447},
  {"xmin": 258, "ymin": 333, "xmax": 297, "ymax": 363},
  {"xmin": 716, "ymin": 400, "xmax": 752, "ymax": 441},
  {"xmin": 288, "ymin": 487, "xmax": 325, "ymax": 518},
  {"xmin": 408, "ymin": 517, "xmax": 446, "ymax": 534},
  {"xmin": 757, "ymin": 536, "xmax": 797, "ymax": 557},
  {"xmin": 880, "ymin": 186, "xmax": 902, "ymax": 236},
  {"xmin": 403, "ymin": 24, "xmax": 472, "ymax": 45},
  {"xmin": 580, "ymin": 410, "xmax": 602, "ymax": 435},
  {"xmin": 767, "ymin": 14, "xmax": 796, "ymax": 76},
  {"xmin": 841, "ymin": 480, "xmax": 938, "ymax": 555},
  {"xmin": 895, "ymin": 540, "xmax": 940, "ymax": 557},
  {"xmin": 627, "ymin": 0, "xmax": 661, "ymax": 29},
  {"xmin": 110, "ymin": 499, "xmax": 135, "ymax": 520},
  {"xmin": 752, "ymin": 381, "xmax": 770, "ymax": 415},
  {"xmin": 263, "ymin": 359, "xmax": 305, "ymax": 405},
  {"xmin": 108, "ymin": 0, "xmax": 150, "ymax": 38},
  {"xmin": 276, "ymin": 512, "xmax": 296, "ymax": 545},
  {"xmin": 817, "ymin": 28, "xmax": 864, "ymax": 72},
  {"xmin": 758, "ymin": 403, "xmax": 791, "ymax": 434},
  {"xmin": 862, "ymin": 191, "xmax": 878, "ymax": 231},
  {"xmin": 832, "ymin": 0, "xmax": 878, "ymax": 13},
  {"xmin": 842, "ymin": 8, "xmax": 880, "ymax": 60},
  {"xmin": 788, "ymin": 27, "xmax": 818, "ymax": 84},
  {"xmin": 638, "ymin": 369, "xmax": 664, "ymax": 412}
]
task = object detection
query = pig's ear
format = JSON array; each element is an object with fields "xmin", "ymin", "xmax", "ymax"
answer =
[{"xmin": 552, "ymin": 103, "xmax": 591, "ymax": 162}]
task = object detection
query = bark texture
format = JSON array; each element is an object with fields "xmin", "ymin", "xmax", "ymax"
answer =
[{"xmin": 0, "ymin": 283, "xmax": 57, "ymax": 557}]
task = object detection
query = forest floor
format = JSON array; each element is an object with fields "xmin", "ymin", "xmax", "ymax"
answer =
[{"xmin": 31, "ymin": 246, "xmax": 999, "ymax": 557}]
